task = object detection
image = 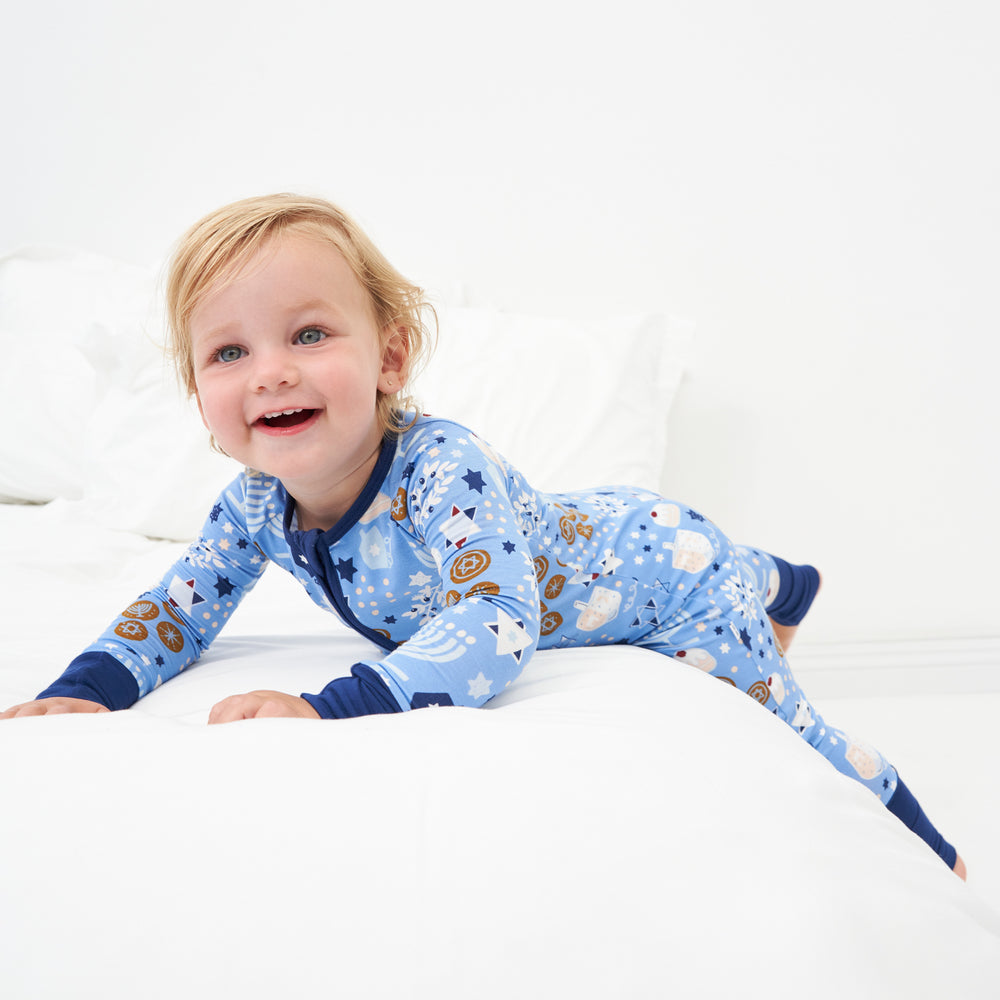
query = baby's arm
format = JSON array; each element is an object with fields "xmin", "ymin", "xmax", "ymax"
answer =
[
  {"xmin": 4, "ymin": 476, "xmax": 267, "ymax": 719},
  {"xmin": 1, "ymin": 645, "xmax": 152, "ymax": 718},
  {"xmin": 209, "ymin": 426, "xmax": 542, "ymax": 723},
  {"xmin": 304, "ymin": 426, "xmax": 542, "ymax": 716}
]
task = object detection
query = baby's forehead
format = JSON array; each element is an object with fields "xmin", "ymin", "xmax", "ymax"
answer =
[
  {"xmin": 221, "ymin": 227, "xmax": 353, "ymax": 287},
  {"xmin": 191, "ymin": 230, "xmax": 376, "ymax": 330}
]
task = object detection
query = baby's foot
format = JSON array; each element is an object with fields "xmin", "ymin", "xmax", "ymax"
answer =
[
  {"xmin": 954, "ymin": 853, "xmax": 968, "ymax": 881},
  {"xmin": 768, "ymin": 567, "xmax": 821, "ymax": 653},
  {"xmin": 770, "ymin": 619, "xmax": 797, "ymax": 654}
]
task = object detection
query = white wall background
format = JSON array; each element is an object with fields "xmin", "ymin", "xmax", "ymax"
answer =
[{"xmin": 2, "ymin": 0, "xmax": 998, "ymax": 645}]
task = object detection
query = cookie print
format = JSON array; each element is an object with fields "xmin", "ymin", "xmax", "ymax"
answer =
[
  {"xmin": 156, "ymin": 620, "xmax": 184, "ymax": 653},
  {"xmin": 450, "ymin": 548, "xmax": 491, "ymax": 584}
]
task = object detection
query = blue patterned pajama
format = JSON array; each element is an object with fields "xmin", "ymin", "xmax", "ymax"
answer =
[
  {"xmin": 630, "ymin": 536, "xmax": 897, "ymax": 803},
  {"xmin": 43, "ymin": 413, "xmax": 954, "ymax": 861}
]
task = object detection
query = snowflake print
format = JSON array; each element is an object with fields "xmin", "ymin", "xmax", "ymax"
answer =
[
  {"xmin": 184, "ymin": 542, "xmax": 228, "ymax": 573},
  {"xmin": 719, "ymin": 572, "xmax": 756, "ymax": 623}
]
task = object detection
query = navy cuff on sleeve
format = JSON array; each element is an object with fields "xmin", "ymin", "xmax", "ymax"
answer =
[
  {"xmin": 301, "ymin": 664, "xmax": 403, "ymax": 720},
  {"xmin": 886, "ymin": 776, "xmax": 958, "ymax": 870},
  {"xmin": 36, "ymin": 652, "xmax": 140, "ymax": 711}
]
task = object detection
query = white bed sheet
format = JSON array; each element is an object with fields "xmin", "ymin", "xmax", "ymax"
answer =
[{"xmin": 2, "ymin": 502, "xmax": 999, "ymax": 999}]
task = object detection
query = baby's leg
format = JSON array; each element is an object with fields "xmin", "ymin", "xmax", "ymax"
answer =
[
  {"xmin": 735, "ymin": 546, "xmax": 821, "ymax": 652},
  {"xmin": 637, "ymin": 543, "xmax": 960, "ymax": 872}
]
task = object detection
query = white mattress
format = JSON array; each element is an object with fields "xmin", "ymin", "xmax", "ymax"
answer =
[{"xmin": 2, "ymin": 501, "xmax": 998, "ymax": 998}]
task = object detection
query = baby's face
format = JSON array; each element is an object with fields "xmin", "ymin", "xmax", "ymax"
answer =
[{"xmin": 189, "ymin": 233, "xmax": 401, "ymax": 525}]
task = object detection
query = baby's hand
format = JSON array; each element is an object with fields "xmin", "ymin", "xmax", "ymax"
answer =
[
  {"xmin": 0, "ymin": 697, "xmax": 110, "ymax": 720},
  {"xmin": 208, "ymin": 690, "xmax": 321, "ymax": 724}
]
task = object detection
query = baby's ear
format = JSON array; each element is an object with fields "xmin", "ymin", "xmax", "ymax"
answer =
[{"xmin": 380, "ymin": 323, "xmax": 410, "ymax": 383}]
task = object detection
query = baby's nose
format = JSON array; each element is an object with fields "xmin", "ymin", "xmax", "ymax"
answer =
[{"xmin": 252, "ymin": 350, "xmax": 299, "ymax": 392}]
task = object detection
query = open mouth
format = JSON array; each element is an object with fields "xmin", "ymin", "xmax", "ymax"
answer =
[{"xmin": 256, "ymin": 408, "xmax": 318, "ymax": 430}]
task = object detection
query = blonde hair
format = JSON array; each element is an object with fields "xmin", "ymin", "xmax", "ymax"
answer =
[{"xmin": 166, "ymin": 193, "xmax": 435, "ymax": 437}]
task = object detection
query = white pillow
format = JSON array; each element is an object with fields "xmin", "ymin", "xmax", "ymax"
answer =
[
  {"xmin": 78, "ymin": 373, "xmax": 241, "ymax": 542},
  {"xmin": 0, "ymin": 249, "xmax": 239, "ymax": 537},
  {"xmin": 71, "ymin": 295, "xmax": 239, "ymax": 540},
  {"xmin": 0, "ymin": 335, "xmax": 98, "ymax": 502},
  {"xmin": 412, "ymin": 307, "xmax": 692, "ymax": 493},
  {"xmin": 0, "ymin": 249, "xmax": 158, "ymax": 503}
]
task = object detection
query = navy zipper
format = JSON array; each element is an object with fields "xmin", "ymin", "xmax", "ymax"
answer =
[{"xmin": 283, "ymin": 437, "xmax": 399, "ymax": 653}]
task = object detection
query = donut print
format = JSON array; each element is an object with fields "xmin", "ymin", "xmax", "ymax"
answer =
[
  {"xmin": 533, "ymin": 555, "xmax": 549, "ymax": 582},
  {"xmin": 544, "ymin": 575, "xmax": 566, "ymax": 601},
  {"xmin": 156, "ymin": 621, "xmax": 184, "ymax": 653},
  {"xmin": 445, "ymin": 590, "xmax": 462, "ymax": 606},
  {"xmin": 450, "ymin": 548, "xmax": 491, "ymax": 583},
  {"xmin": 649, "ymin": 502, "xmax": 681, "ymax": 527},
  {"xmin": 121, "ymin": 600, "xmax": 160, "ymax": 621},
  {"xmin": 747, "ymin": 680, "xmax": 770, "ymax": 704},
  {"xmin": 559, "ymin": 517, "xmax": 576, "ymax": 545},
  {"xmin": 466, "ymin": 581, "xmax": 500, "ymax": 597},
  {"xmin": 114, "ymin": 620, "xmax": 148, "ymax": 641},
  {"xmin": 672, "ymin": 648, "xmax": 716, "ymax": 672}
]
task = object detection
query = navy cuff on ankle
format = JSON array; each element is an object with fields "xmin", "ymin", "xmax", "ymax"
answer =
[
  {"xmin": 886, "ymin": 777, "xmax": 957, "ymax": 870},
  {"xmin": 767, "ymin": 558, "xmax": 821, "ymax": 626}
]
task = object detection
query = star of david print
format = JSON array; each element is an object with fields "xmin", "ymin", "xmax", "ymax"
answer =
[
  {"xmin": 440, "ymin": 504, "xmax": 480, "ymax": 549},
  {"xmin": 166, "ymin": 575, "xmax": 207, "ymax": 615}
]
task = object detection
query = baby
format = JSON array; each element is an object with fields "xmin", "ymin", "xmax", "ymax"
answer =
[{"xmin": 0, "ymin": 194, "xmax": 965, "ymax": 879}]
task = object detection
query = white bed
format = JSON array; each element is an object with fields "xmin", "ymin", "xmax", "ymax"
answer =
[{"xmin": 1, "ymin": 250, "xmax": 998, "ymax": 997}]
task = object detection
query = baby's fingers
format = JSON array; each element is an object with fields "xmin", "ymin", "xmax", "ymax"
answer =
[
  {"xmin": 208, "ymin": 694, "xmax": 261, "ymax": 724},
  {"xmin": 0, "ymin": 698, "xmax": 109, "ymax": 719},
  {"xmin": 0, "ymin": 702, "xmax": 34, "ymax": 720},
  {"xmin": 208, "ymin": 690, "xmax": 320, "ymax": 724}
]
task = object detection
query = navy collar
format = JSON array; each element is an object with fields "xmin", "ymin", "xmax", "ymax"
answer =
[{"xmin": 282, "ymin": 434, "xmax": 397, "ymax": 544}]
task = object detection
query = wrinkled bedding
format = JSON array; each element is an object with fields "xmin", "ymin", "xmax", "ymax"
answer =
[{"xmin": 1, "ymin": 503, "xmax": 998, "ymax": 999}]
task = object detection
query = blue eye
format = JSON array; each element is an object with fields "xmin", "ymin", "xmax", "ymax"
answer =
[
  {"xmin": 297, "ymin": 327, "xmax": 326, "ymax": 345},
  {"xmin": 216, "ymin": 345, "xmax": 245, "ymax": 363}
]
